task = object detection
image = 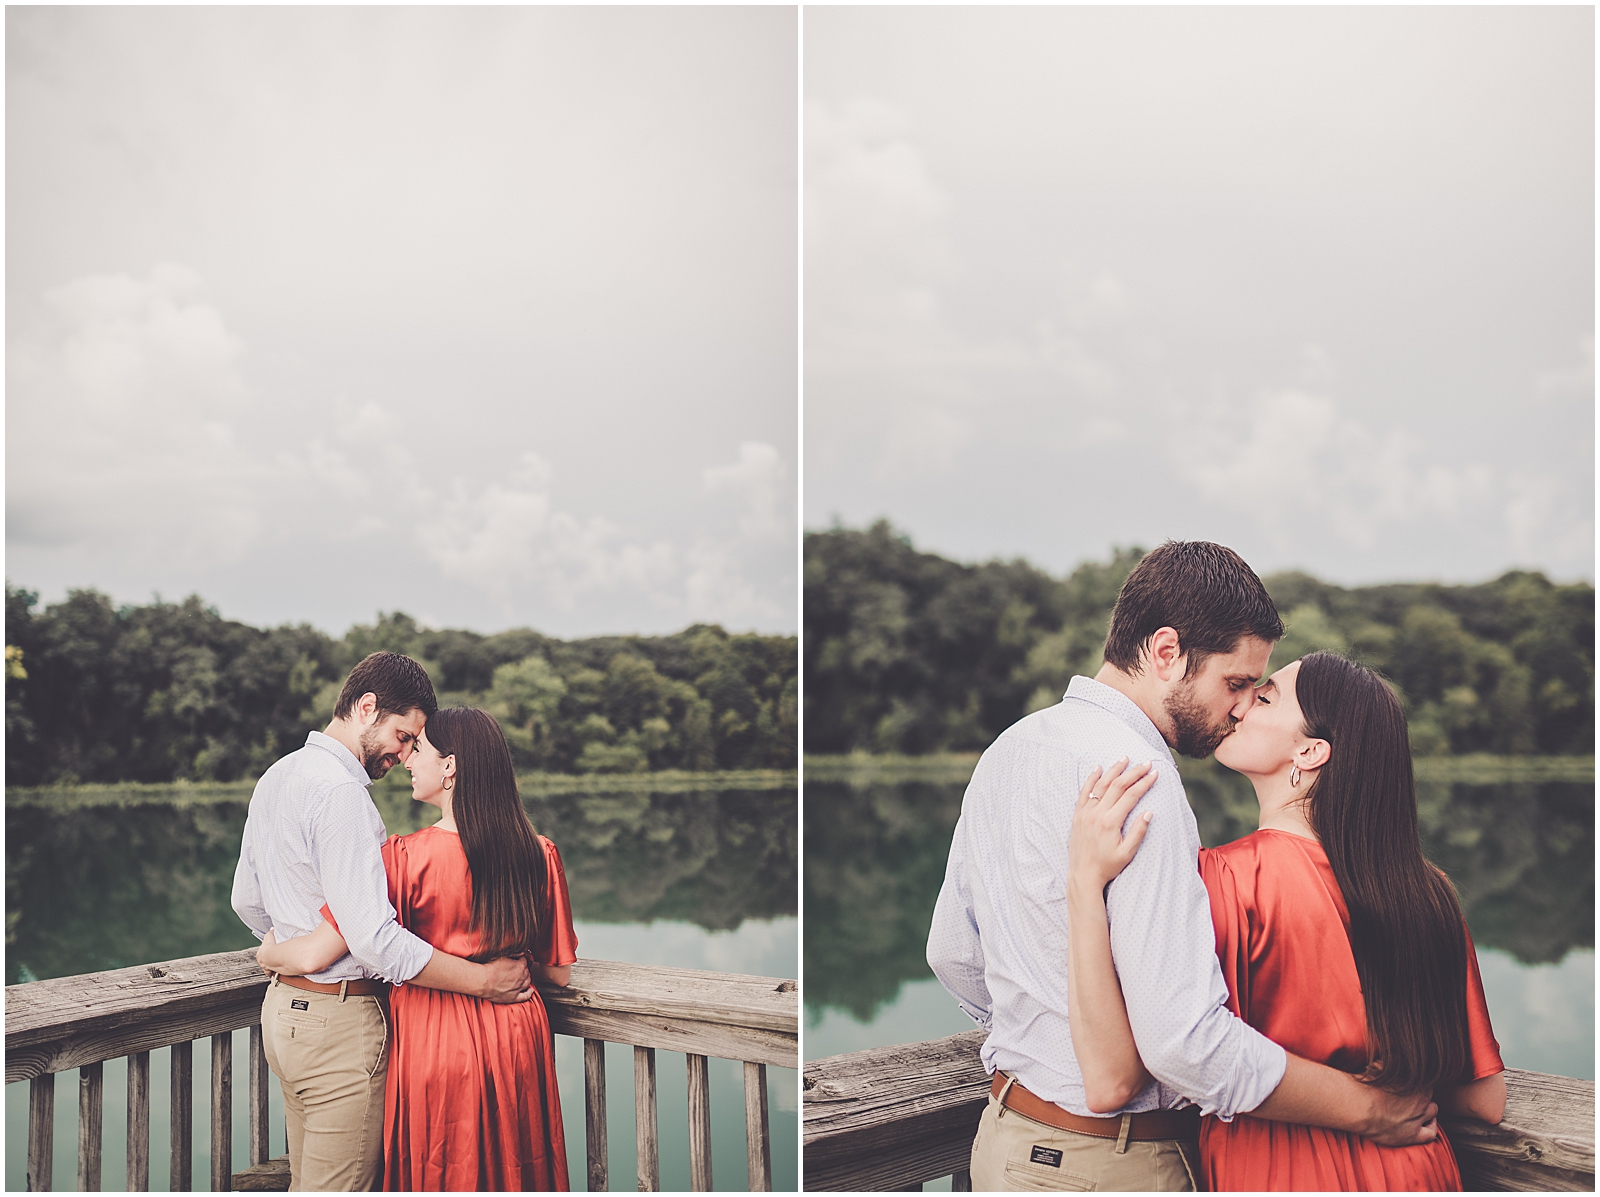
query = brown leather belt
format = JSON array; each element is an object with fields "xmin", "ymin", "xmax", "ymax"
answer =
[
  {"xmin": 272, "ymin": 973, "xmax": 388, "ymax": 998},
  {"xmin": 990, "ymin": 1073, "xmax": 1200, "ymax": 1141}
]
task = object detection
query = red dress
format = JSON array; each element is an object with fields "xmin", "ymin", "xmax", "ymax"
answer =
[
  {"xmin": 1198, "ymin": 830, "xmax": 1503, "ymax": 1192},
  {"xmin": 378, "ymin": 826, "xmax": 578, "ymax": 1192}
]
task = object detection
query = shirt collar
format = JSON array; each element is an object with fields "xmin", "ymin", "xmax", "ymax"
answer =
[
  {"xmin": 305, "ymin": 730, "xmax": 375, "ymax": 788},
  {"xmin": 1064, "ymin": 675, "xmax": 1175, "ymax": 761}
]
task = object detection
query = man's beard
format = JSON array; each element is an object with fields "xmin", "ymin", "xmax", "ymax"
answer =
[
  {"xmin": 357, "ymin": 727, "xmax": 400, "ymax": 779},
  {"xmin": 1164, "ymin": 681, "xmax": 1237, "ymax": 759}
]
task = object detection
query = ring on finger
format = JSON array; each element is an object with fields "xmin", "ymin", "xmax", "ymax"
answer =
[{"xmin": 1088, "ymin": 793, "xmax": 1102, "ymax": 801}]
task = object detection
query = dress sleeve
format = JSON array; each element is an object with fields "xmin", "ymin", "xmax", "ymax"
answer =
[
  {"xmin": 1199, "ymin": 847, "xmax": 1251, "ymax": 1025},
  {"xmin": 1463, "ymin": 925, "xmax": 1505, "ymax": 1080},
  {"xmin": 534, "ymin": 836, "xmax": 579, "ymax": 967}
]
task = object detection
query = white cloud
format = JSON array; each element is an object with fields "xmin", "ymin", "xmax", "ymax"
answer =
[
  {"xmin": 683, "ymin": 538, "xmax": 784, "ymax": 626},
  {"xmin": 1175, "ymin": 387, "xmax": 1496, "ymax": 549},
  {"xmin": 703, "ymin": 441, "xmax": 787, "ymax": 540},
  {"xmin": 806, "ymin": 96, "xmax": 1129, "ymax": 484},
  {"xmin": 9, "ymin": 268, "xmax": 792, "ymax": 629},
  {"xmin": 6, "ymin": 265, "xmax": 265, "ymax": 562},
  {"xmin": 1535, "ymin": 335, "xmax": 1595, "ymax": 399}
]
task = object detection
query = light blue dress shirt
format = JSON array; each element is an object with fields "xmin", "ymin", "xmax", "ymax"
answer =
[
  {"xmin": 231, "ymin": 731, "xmax": 434, "ymax": 985},
  {"xmin": 927, "ymin": 675, "xmax": 1288, "ymax": 1120}
]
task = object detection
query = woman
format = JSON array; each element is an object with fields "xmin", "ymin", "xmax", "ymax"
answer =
[
  {"xmin": 1067, "ymin": 651, "xmax": 1505, "ymax": 1191},
  {"xmin": 259, "ymin": 707, "xmax": 576, "ymax": 1191}
]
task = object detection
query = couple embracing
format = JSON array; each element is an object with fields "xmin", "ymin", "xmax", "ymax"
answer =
[
  {"xmin": 929, "ymin": 541, "xmax": 1506, "ymax": 1192},
  {"xmin": 231, "ymin": 652, "xmax": 576, "ymax": 1192}
]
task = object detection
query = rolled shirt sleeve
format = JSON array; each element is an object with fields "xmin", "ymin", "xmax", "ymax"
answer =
[
  {"xmin": 230, "ymin": 820, "xmax": 271, "ymax": 941},
  {"xmin": 1105, "ymin": 764, "xmax": 1288, "ymax": 1119},
  {"xmin": 927, "ymin": 812, "xmax": 994, "ymax": 1029}
]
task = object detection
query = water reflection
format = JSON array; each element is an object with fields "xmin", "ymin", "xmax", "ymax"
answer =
[
  {"xmin": 7, "ymin": 785, "xmax": 796, "ymax": 984},
  {"xmin": 803, "ymin": 770, "xmax": 1594, "ymax": 1043},
  {"xmin": 6, "ymin": 784, "xmax": 799, "ymax": 1191}
]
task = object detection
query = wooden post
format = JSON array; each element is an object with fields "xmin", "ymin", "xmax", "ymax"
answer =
[
  {"xmin": 27, "ymin": 1072, "xmax": 53, "ymax": 1192},
  {"xmin": 633, "ymin": 1046, "xmax": 659, "ymax": 1192},
  {"xmin": 127, "ymin": 1051, "xmax": 151, "ymax": 1192},
  {"xmin": 211, "ymin": 1032, "xmax": 232, "ymax": 1191},
  {"xmin": 686, "ymin": 1054, "xmax": 712, "ymax": 1192},
  {"xmin": 583, "ymin": 1038, "xmax": 607, "ymax": 1192},
  {"xmin": 743, "ymin": 1061, "xmax": 771, "ymax": 1192},
  {"xmin": 170, "ymin": 1040, "xmax": 193, "ymax": 1192},
  {"xmin": 78, "ymin": 1060, "xmax": 104, "ymax": 1191},
  {"xmin": 951, "ymin": 1169, "xmax": 973, "ymax": 1191},
  {"xmin": 248, "ymin": 1025, "xmax": 270, "ymax": 1166}
]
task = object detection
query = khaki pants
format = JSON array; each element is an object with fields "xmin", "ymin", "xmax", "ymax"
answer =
[
  {"xmin": 969, "ymin": 1094, "xmax": 1200, "ymax": 1192},
  {"xmin": 260, "ymin": 979, "xmax": 390, "ymax": 1192}
]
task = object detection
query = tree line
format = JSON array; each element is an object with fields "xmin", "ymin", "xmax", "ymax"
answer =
[
  {"xmin": 5, "ymin": 584, "xmax": 797, "ymax": 786},
  {"xmin": 804, "ymin": 522, "xmax": 1594, "ymax": 758}
]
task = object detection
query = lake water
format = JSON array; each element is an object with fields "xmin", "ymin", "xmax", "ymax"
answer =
[
  {"xmin": 803, "ymin": 762, "xmax": 1595, "ymax": 1077},
  {"xmin": 6, "ymin": 779, "xmax": 798, "ymax": 1192}
]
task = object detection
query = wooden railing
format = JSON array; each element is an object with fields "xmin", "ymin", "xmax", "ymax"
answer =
[
  {"xmin": 802, "ymin": 1030, "xmax": 1597, "ymax": 1192},
  {"xmin": 6, "ymin": 950, "xmax": 798, "ymax": 1192}
]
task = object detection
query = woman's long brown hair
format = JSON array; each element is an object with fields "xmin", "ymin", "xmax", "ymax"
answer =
[
  {"xmin": 1296, "ymin": 651, "xmax": 1471, "ymax": 1093},
  {"xmin": 426, "ymin": 707, "xmax": 548, "ymax": 962}
]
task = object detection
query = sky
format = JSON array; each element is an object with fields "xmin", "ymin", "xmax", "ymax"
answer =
[
  {"xmin": 7, "ymin": 7, "xmax": 798, "ymax": 639},
  {"xmin": 804, "ymin": 7, "xmax": 1594, "ymax": 587}
]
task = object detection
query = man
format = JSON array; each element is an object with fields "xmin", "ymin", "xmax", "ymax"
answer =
[
  {"xmin": 927, "ymin": 541, "xmax": 1438, "ymax": 1191},
  {"xmin": 231, "ymin": 652, "xmax": 533, "ymax": 1192}
]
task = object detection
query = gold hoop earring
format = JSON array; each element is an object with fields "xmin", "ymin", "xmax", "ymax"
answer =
[
  {"xmin": 1290, "ymin": 765, "xmax": 1302, "ymax": 787},
  {"xmin": 443, "ymin": 778, "xmax": 454, "ymax": 791}
]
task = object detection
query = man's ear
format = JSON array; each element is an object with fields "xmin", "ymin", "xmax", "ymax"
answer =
[
  {"xmin": 1147, "ymin": 627, "xmax": 1184, "ymax": 683},
  {"xmin": 355, "ymin": 692, "xmax": 380, "ymax": 727}
]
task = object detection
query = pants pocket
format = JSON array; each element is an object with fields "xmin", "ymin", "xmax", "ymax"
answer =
[
  {"xmin": 361, "ymin": 1000, "xmax": 389, "ymax": 1080},
  {"xmin": 275, "ymin": 1009, "xmax": 329, "ymax": 1033},
  {"xmin": 1003, "ymin": 1155, "xmax": 1096, "ymax": 1192}
]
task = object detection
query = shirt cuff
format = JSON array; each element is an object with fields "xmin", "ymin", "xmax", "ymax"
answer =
[
  {"xmin": 1222, "ymin": 1039, "xmax": 1289, "ymax": 1122},
  {"xmin": 385, "ymin": 929, "xmax": 436, "ymax": 986}
]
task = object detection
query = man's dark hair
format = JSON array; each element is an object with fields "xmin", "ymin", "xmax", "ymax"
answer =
[
  {"xmin": 1102, "ymin": 541, "xmax": 1283, "ymax": 678},
  {"xmin": 333, "ymin": 652, "xmax": 439, "ymax": 721}
]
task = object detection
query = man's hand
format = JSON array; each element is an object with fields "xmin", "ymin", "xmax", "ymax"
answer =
[
  {"xmin": 1255, "ymin": 1053, "xmax": 1441, "ymax": 1143},
  {"xmin": 479, "ymin": 954, "xmax": 535, "ymax": 1004},
  {"xmin": 1361, "ymin": 1085, "xmax": 1440, "ymax": 1147},
  {"xmin": 256, "ymin": 928, "xmax": 278, "ymax": 976}
]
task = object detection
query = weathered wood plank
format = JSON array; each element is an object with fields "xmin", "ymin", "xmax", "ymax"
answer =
[
  {"xmin": 803, "ymin": 1030, "xmax": 988, "ymax": 1190},
  {"xmin": 806, "ymin": 1034, "xmax": 1596, "ymax": 1193},
  {"xmin": 7, "ymin": 953, "xmax": 266, "ymax": 1050},
  {"xmin": 634, "ymin": 1046, "xmax": 660, "ymax": 1193},
  {"xmin": 744, "ymin": 1061, "xmax": 772, "ymax": 1192},
  {"xmin": 541, "ymin": 959, "xmax": 797, "ymax": 1034},
  {"xmin": 584, "ymin": 1038, "xmax": 608, "ymax": 1193},
  {"xmin": 212, "ymin": 1032, "xmax": 233, "ymax": 1192},
  {"xmin": 170, "ymin": 1039, "xmax": 193, "ymax": 1192},
  {"xmin": 127, "ymin": 1051, "xmax": 151, "ymax": 1192},
  {"xmin": 231, "ymin": 1155, "xmax": 290, "ymax": 1192},
  {"xmin": 78, "ymin": 1060, "xmax": 104, "ymax": 1191},
  {"xmin": 1440, "ymin": 1068, "xmax": 1595, "ymax": 1192},
  {"xmin": 28, "ymin": 1072, "xmax": 54, "ymax": 1192},
  {"xmin": 8, "ymin": 980, "xmax": 267, "ymax": 1084},
  {"xmin": 7, "ymin": 954, "xmax": 797, "ymax": 1081},
  {"xmin": 545, "ymin": 1002, "xmax": 795, "ymax": 1069},
  {"xmin": 248, "ymin": 1025, "xmax": 270, "ymax": 1167},
  {"xmin": 951, "ymin": 1168, "xmax": 972, "ymax": 1191},
  {"xmin": 687, "ymin": 1054, "xmax": 712, "ymax": 1192}
]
